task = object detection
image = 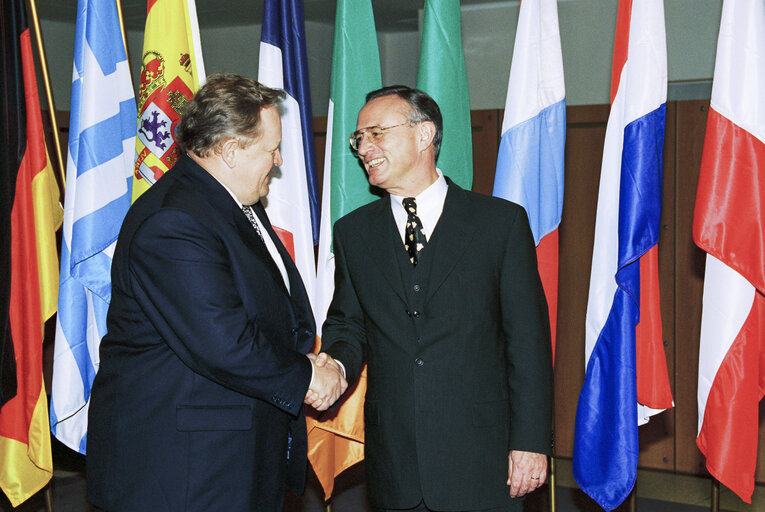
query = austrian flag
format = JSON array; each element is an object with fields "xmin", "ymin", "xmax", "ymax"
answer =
[{"xmin": 693, "ymin": 0, "xmax": 765, "ymax": 503}]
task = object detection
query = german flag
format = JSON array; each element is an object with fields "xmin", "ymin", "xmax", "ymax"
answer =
[{"xmin": 0, "ymin": 0, "xmax": 62, "ymax": 506}]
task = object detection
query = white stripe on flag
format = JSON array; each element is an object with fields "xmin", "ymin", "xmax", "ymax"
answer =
[{"xmin": 258, "ymin": 41, "xmax": 317, "ymax": 302}]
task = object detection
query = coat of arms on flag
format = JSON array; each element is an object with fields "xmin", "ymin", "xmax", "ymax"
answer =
[{"xmin": 134, "ymin": 51, "xmax": 194, "ymax": 185}]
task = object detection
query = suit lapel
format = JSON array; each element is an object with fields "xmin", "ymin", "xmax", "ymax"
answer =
[
  {"xmin": 180, "ymin": 157, "xmax": 294, "ymax": 300},
  {"xmin": 425, "ymin": 182, "xmax": 477, "ymax": 304},
  {"xmin": 359, "ymin": 198, "xmax": 408, "ymax": 304},
  {"xmin": 252, "ymin": 203, "xmax": 316, "ymax": 333}
]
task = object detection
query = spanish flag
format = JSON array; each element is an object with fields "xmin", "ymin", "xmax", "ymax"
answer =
[
  {"xmin": 132, "ymin": 0, "xmax": 205, "ymax": 201},
  {"xmin": 0, "ymin": 0, "xmax": 63, "ymax": 506}
]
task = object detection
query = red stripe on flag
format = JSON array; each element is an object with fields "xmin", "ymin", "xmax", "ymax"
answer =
[
  {"xmin": 272, "ymin": 226, "xmax": 296, "ymax": 263},
  {"xmin": 0, "ymin": 28, "xmax": 45, "ymax": 444},
  {"xmin": 636, "ymin": 245, "xmax": 673, "ymax": 408},
  {"xmin": 693, "ymin": 108, "xmax": 765, "ymax": 293},
  {"xmin": 610, "ymin": 0, "xmax": 633, "ymax": 104},
  {"xmin": 536, "ymin": 229, "xmax": 558, "ymax": 362},
  {"xmin": 697, "ymin": 292, "xmax": 765, "ymax": 503}
]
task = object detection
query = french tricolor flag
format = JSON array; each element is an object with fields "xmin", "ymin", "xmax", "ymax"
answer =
[
  {"xmin": 492, "ymin": 0, "xmax": 565, "ymax": 357},
  {"xmin": 573, "ymin": 1, "xmax": 674, "ymax": 510},
  {"xmin": 694, "ymin": 0, "xmax": 765, "ymax": 503},
  {"xmin": 258, "ymin": 0, "xmax": 319, "ymax": 299}
]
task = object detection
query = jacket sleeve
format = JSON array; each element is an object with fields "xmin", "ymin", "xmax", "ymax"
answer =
[
  {"xmin": 500, "ymin": 205, "xmax": 554, "ymax": 455},
  {"xmin": 127, "ymin": 207, "xmax": 312, "ymax": 416},
  {"xmin": 320, "ymin": 223, "xmax": 367, "ymax": 388}
]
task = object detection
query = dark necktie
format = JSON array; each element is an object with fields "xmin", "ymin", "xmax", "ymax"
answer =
[
  {"xmin": 403, "ymin": 197, "xmax": 427, "ymax": 266},
  {"xmin": 241, "ymin": 205, "xmax": 264, "ymax": 241}
]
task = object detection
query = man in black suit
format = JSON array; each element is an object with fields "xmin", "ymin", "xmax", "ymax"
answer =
[
  {"xmin": 310, "ymin": 86, "xmax": 553, "ymax": 512},
  {"xmin": 87, "ymin": 73, "xmax": 346, "ymax": 512}
]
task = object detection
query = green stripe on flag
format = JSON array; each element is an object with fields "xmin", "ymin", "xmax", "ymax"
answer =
[
  {"xmin": 328, "ymin": 0, "xmax": 382, "ymax": 227},
  {"xmin": 417, "ymin": 0, "xmax": 473, "ymax": 190}
]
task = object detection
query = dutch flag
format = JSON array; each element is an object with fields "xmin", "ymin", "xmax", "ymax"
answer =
[{"xmin": 573, "ymin": 1, "xmax": 674, "ymax": 510}]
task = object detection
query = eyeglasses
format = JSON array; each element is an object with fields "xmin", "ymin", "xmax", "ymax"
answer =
[{"xmin": 349, "ymin": 122, "xmax": 413, "ymax": 151}]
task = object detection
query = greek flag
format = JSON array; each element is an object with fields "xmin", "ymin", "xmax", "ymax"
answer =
[{"xmin": 49, "ymin": 0, "xmax": 136, "ymax": 454}]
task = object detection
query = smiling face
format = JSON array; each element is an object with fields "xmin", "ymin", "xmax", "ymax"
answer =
[
  {"xmin": 355, "ymin": 95, "xmax": 436, "ymax": 197},
  {"xmin": 227, "ymin": 105, "xmax": 283, "ymax": 205}
]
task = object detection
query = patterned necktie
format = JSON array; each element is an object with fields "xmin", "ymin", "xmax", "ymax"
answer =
[
  {"xmin": 402, "ymin": 197, "xmax": 427, "ymax": 266},
  {"xmin": 241, "ymin": 205, "xmax": 264, "ymax": 241}
]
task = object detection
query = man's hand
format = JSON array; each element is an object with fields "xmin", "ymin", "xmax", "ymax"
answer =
[
  {"xmin": 507, "ymin": 450, "xmax": 547, "ymax": 498},
  {"xmin": 304, "ymin": 352, "xmax": 347, "ymax": 411}
]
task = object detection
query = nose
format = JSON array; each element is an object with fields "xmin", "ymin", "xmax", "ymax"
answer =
[
  {"xmin": 273, "ymin": 148, "xmax": 283, "ymax": 167},
  {"xmin": 356, "ymin": 133, "xmax": 374, "ymax": 156}
]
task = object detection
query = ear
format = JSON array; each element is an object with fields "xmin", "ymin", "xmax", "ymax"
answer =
[
  {"xmin": 417, "ymin": 121, "xmax": 436, "ymax": 152},
  {"xmin": 219, "ymin": 138, "xmax": 239, "ymax": 168}
]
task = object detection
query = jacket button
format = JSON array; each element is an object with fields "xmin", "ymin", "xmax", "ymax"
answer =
[
  {"xmin": 405, "ymin": 309, "xmax": 412, "ymax": 317},
  {"xmin": 415, "ymin": 358, "xmax": 424, "ymax": 367},
  {"xmin": 413, "ymin": 284, "xmax": 421, "ymax": 292},
  {"xmin": 412, "ymin": 310, "xmax": 420, "ymax": 318}
]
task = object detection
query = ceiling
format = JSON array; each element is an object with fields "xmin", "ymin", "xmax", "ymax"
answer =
[{"xmin": 35, "ymin": 0, "xmax": 519, "ymax": 32}]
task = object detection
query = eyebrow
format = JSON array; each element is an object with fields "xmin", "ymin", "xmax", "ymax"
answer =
[{"xmin": 355, "ymin": 125, "xmax": 382, "ymax": 132}]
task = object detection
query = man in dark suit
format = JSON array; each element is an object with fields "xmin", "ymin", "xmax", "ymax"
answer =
[
  {"xmin": 310, "ymin": 86, "xmax": 553, "ymax": 512},
  {"xmin": 87, "ymin": 73, "xmax": 346, "ymax": 512}
]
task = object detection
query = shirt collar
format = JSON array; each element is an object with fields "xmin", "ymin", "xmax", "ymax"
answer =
[{"xmin": 389, "ymin": 168, "xmax": 447, "ymax": 214}]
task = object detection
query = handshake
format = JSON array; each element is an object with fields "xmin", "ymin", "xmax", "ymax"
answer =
[{"xmin": 304, "ymin": 352, "xmax": 348, "ymax": 411}]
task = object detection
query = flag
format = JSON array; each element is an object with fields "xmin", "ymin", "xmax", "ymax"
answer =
[
  {"xmin": 309, "ymin": 0, "xmax": 381, "ymax": 499},
  {"xmin": 258, "ymin": 0, "xmax": 319, "ymax": 303},
  {"xmin": 132, "ymin": 0, "xmax": 205, "ymax": 201},
  {"xmin": 0, "ymin": 0, "xmax": 62, "ymax": 504},
  {"xmin": 573, "ymin": 1, "xmax": 673, "ymax": 509},
  {"xmin": 694, "ymin": 0, "xmax": 765, "ymax": 503},
  {"xmin": 491, "ymin": 0, "xmax": 565, "ymax": 358},
  {"xmin": 49, "ymin": 0, "xmax": 137, "ymax": 454},
  {"xmin": 416, "ymin": 0, "xmax": 473, "ymax": 189}
]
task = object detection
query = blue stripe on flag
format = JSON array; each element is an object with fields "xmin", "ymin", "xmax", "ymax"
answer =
[
  {"xmin": 70, "ymin": 182, "xmax": 131, "ymax": 267},
  {"xmin": 83, "ymin": 0, "xmax": 127, "ymax": 72},
  {"xmin": 573, "ymin": 103, "xmax": 666, "ymax": 511},
  {"xmin": 75, "ymin": 100, "xmax": 137, "ymax": 177},
  {"xmin": 261, "ymin": 0, "xmax": 320, "ymax": 243},
  {"xmin": 493, "ymin": 99, "xmax": 566, "ymax": 245},
  {"xmin": 51, "ymin": 0, "xmax": 136, "ymax": 454},
  {"xmin": 56, "ymin": 277, "xmax": 100, "ymax": 394}
]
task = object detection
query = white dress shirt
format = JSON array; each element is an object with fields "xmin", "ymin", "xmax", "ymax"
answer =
[
  {"xmin": 389, "ymin": 168, "xmax": 448, "ymax": 242},
  {"xmin": 211, "ymin": 176, "xmax": 291, "ymax": 294}
]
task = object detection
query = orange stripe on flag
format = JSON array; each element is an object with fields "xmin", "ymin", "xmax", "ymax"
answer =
[{"xmin": 306, "ymin": 337, "xmax": 366, "ymax": 499}]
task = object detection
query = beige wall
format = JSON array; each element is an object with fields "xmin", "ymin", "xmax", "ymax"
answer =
[{"xmin": 38, "ymin": 0, "xmax": 723, "ymax": 114}]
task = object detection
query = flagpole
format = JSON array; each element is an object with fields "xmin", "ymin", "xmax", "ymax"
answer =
[
  {"xmin": 629, "ymin": 487, "xmax": 637, "ymax": 512},
  {"xmin": 25, "ymin": 0, "xmax": 66, "ymax": 191},
  {"xmin": 115, "ymin": 0, "xmax": 132, "ymax": 82},
  {"xmin": 549, "ymin": 454, "xmax": 556, "ymax": 512},
  {"xmin": 710, "ymin": 478, "xmax": 720, "ymax": 512}
]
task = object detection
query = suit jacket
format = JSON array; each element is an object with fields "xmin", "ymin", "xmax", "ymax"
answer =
[
  {"xmin": 87, "ymin": 155, "xmax": 315, "ymax": 512},
  {"xmin": 322, "ymin": 180, "xmax": 553, "ymax": 511}
]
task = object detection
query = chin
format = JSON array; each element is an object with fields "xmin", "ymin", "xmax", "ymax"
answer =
[{"xmin": 366, "ymin": 170, "xmax": 385, "ymax": 187}]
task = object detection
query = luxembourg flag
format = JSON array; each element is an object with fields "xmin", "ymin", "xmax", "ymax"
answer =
[
  {"xmin": 573, "ymin": 1, "xmax": 673, "ymax": 510},
  {"xmin": 491, "ymin": 0, "xmax": 565, "ymax": 358},
  {"xmin": 694, "ymin": 0, "xmax": 765, "ymax": 503},
  {"xmin": 258, "ymin": 0, "xmax": 319, "ymax": 297},
  {"xmin": 50, "ymin": 0, "xmax": 137, "ymax": 453}
]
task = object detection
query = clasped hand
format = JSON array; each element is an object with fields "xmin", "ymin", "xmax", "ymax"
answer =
[{"xmin": 304, "ymin": 352, "xmax": 347, "ymax": 411}]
